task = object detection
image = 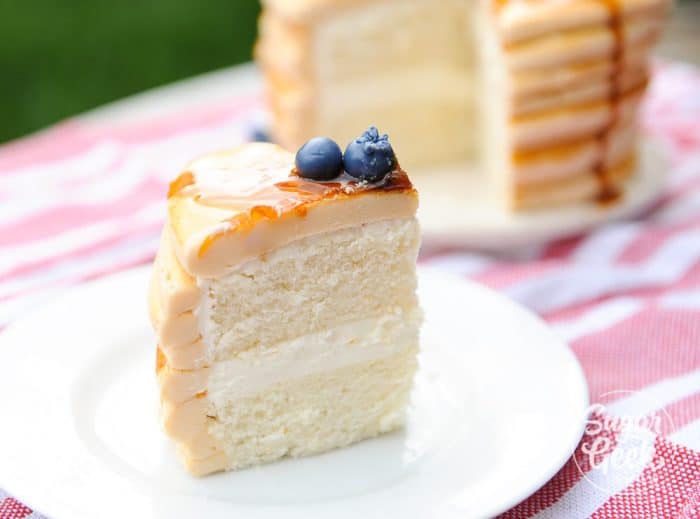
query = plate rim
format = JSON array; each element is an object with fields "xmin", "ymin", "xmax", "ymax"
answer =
[{"xmin": 422, "ymin": 268, "xmax": 590, "ymax": 515}]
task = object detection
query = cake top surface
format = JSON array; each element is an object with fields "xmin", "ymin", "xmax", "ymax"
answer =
[
  {"xmin": 166, "ymin": 142, "xmax": 417, "ymax": 278},
  {"xmin": 262, "ymin": 0, "xmax": 665, "ymax": 21},
  {"xmin": 169, "ymin": 142, "xmax": 413, "ymax": 216},
  {"xmin": 261, "ymin": 0, "xmax": 668, "ymax": 47}
]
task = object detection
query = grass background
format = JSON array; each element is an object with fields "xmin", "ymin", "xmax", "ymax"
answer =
[{"xmin": 0, "ymin": 1, "xmax": 261, "ymax": 143}]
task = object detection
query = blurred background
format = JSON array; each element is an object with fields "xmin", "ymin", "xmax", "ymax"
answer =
[{"xmin": 0, "ymin": 0, "xmax": 697, "ymax": 144}]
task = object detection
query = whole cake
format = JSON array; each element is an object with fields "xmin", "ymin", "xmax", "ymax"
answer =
[
  {"xmin": 148, "ymin": 130, "xmax": 421, "ymax": 475},
  {"xmin": 256, "ymin": 0, "xmax": 670, "ymax": 209}
]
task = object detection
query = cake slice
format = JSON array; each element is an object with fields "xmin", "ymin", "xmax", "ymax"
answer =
[
  {"xmin": 256, "ymin": 0, "xmax": 669, "ymax": 209},
  {"xmin": 148, "ymin": 131, "xmax": 421, "ymax": 476}
]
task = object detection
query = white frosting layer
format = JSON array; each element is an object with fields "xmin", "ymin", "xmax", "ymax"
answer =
[
  {"xmin": 319, "ymin": 67, "xmax": 474, "ymax": 111},
  {"xmin": 207, "ymin": 314, "xmax": 419, "ymax": 407}
]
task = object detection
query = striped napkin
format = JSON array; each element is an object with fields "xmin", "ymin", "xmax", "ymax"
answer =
[{"xmin": 1, "ymin": 62, "xmax": 699, "ymax": 519}]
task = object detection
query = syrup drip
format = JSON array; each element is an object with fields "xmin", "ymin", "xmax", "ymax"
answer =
[
  {"xmin": 167, "ymin": 171, "xmax": 194, "ymax": 198},
  {"xmin": 169, "ymin": 162, "xmax": 413, "ymax": 258},
  {"xmin": 595, "ymin": 0, "xmax": 624, "ymax": 205}
]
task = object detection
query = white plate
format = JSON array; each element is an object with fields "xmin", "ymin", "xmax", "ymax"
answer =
[
  {"xmin": 417, "ymin": 138, "xmax": 667, "ymax": 250},
  {"xmin": 0, "ymin": 267, "xmax": 588, "ymax": 519}
]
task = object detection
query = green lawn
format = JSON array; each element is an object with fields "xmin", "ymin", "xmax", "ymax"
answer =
[{"xmin": 0, "ymin": 1, "xmax": 261, "ymax": 143}]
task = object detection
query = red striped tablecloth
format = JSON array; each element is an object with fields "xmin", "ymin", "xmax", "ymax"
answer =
[{"xmin": 1, "ymin": 62, "xmax": 699, "ymax": 518}]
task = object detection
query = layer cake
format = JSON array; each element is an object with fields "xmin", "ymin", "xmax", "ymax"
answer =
[
  {"xmin": 148, "ymin": 138, "xmax": 421, "ymax": 475},
  {"xmin": 256, "ymin": 0, "xmax": 670, "ymax": 209}
]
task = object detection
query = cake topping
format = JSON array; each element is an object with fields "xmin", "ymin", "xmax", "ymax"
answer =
[
  {"xmin": 165, "ymin": 143, "xmax": 417, "ymax": 277},
  {"xmin": 344, "ymin": 127, "xmax": 397, "ymax": 182},
  {"xmin": 167, "ymin": 143, "xmax": 414, "ymax": 218},
  {"xmin": 294, "ymin": 137, "xmax": 344, "ymax": 180},
  {"xmin": 249, "ymin": 126, "xmax": 271, "ymax": 143}
]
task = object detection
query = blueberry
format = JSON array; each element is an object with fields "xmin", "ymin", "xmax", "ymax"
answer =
[
  {"xmin": 343, "ymin": 127, "xmax": 396, "ymax": 182},
  {"xmin": 294, "ymin": 137, "xmax": 344, "ymax": 180},
  {"xmin": 249, "ymin": 126, "xmax": 271, "ymax": 143}
]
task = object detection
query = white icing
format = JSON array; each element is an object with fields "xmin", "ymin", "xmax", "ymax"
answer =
[{"xmin": 204, "ymin": 314, "xmax": 418, "ymax": 406}]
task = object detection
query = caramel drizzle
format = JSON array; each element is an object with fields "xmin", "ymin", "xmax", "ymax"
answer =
[
  {"xmin": 169, "ymin": 166, "xmax": 413, "ymax": 258},
  {"xmin": 492, "ymin": 0, "xmax": 510, "ymax": 14},
  {"xmin": 595, "ymin": 0, "xmax": 624, "ymax": 205},
  {"xmin": 155, "ymin": 347, "xmax": 166, "ymax": 372},
  {"xmin": 167, "ymin": 171, "xmax": 194, "ymax": 198}
]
